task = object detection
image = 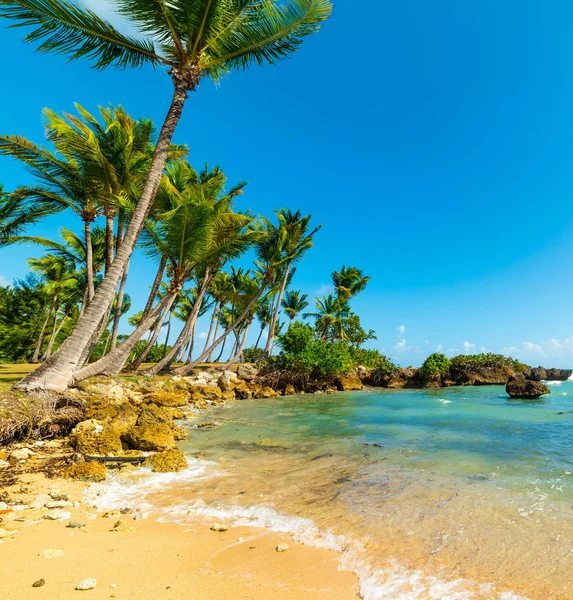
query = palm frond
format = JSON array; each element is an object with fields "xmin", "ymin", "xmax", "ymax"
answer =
[{"xmin": 0, "ymin": 0, "xmax": 167, "ymax": 69}]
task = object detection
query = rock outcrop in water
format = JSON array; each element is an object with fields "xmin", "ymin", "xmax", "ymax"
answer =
[{"xmin": 506, "ymin": 374, "xmax": 551, "ymax": 399}]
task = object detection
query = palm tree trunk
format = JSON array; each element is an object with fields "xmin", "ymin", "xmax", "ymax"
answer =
[
  {"xmin": 72, "ymin": 291, "xmax": 177, "ymax": 383},
  {"xmin": 202, "ymin": 302, "xmax": 218, "ymax": 355},
  {"xmin": 41, "ymin": 307, "xmax": 61, "ymax": 361},
  {"xmin": 214, "ymin": 337, "xmax": 227, "ymax": 363},
  {"xmin": 162, "ymin": 311, "xmax": 173, "ymax": 358},
  {"xmin": 263, "ymin": 262, "xmax": 291, "ymax": 358},
  {"xmin": 104, "ymin": 213, "xmax": 115, "ymax": 274},
  {"xmin": 17, "ymin": 80, "xmax": 192, "ymax": 393},
  {"xmin": 109, "ymin": 258, "xmax": 130, "ymax": 349},
  {"xmin": 142, "ymin": 272, "xmax": 211, "ymax": 377},
  {"xmin": 142, "ymin": 257, "xmax": 167, "ymax": 320},
  {"xmin": 206, "ymin": 308, "xmax": 221, "ymax": 362},
  {"xmin": 126, "ymin": 302, "xmax": 171, "ymax": 371},
  {"xmin": 254, "ymin": 324, "xmax": 265, "ymax": 350},
  {"xmin": 44, "ymin": 310, "xmax": 69, "ymax": 359},
  {"xmin": 31, "ymin": 293, "xmax": 58, "ymax": 363},
  {"xmin": 85, "ymin": 220, "xmax": 95, "ymax": 303},
  {"xmin": 225, "ymin": 322, "xmax": 252, "ymax": 368},
  {"xmin": 173, "ymin": 275, "xmax": 271, "ymax": 376}
]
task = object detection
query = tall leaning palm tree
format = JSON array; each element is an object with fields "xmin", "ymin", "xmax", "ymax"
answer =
[{"xmin": 3, "ymin": 0, "xmax": 333, "ymax": 393}]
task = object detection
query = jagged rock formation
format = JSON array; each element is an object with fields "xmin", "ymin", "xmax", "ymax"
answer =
[{"xmin": 506, "ymin": 374, "xmax": 551, "ymax": 399}]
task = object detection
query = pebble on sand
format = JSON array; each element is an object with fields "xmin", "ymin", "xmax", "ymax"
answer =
[
  {"xmin": 276, "ymin": 543, "xmax": 289, "ymax": 552},
  {"xmin": 39, "ymin": 549, "xmax": 64, "ymax": 559},
  {"xmin": 75, "ymin": 578, "xmax": 97, "ymax": 591},
  {"xmin": 32, "ymin": 579, "xmax": 45, "ymax": 588},
  {"xmin": 210, "ymin": 523, "xmax": 229, "ymax": 532}
]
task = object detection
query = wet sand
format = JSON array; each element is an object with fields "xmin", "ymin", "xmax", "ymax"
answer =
[{"xmin": 0, "ymin": 474, "xmax": 359, "ymax": 599}]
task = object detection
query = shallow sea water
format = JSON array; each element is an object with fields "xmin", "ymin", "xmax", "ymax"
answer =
[{"xmin": 89, "ymin": 382, "xmax": 573, "ymax": 599}]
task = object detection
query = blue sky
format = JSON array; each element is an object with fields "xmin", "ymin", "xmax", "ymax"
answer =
[{"xmin": 2, "ymin": 0, "xmax": 573, "ymax": 366}]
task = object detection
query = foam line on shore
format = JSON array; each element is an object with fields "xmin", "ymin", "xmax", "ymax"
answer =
[{"xmin": 82, "ymin": 458, "xmax": 529, "ymax": 600}]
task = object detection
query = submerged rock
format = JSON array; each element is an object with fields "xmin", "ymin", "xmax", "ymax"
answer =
[
  {"xmin": 143, "ymin": 449, "xmax": 187, "ymax": 473},
  {"xmin": 506, "ymin": 374, "xmax": 551, "ymax": 399},
  {"xmin": 62, "ymin": 461, "xmax": 107, "ymax": 482}
]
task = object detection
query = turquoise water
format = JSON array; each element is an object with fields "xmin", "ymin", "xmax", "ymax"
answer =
[
  {"xmin": 99, "ymin": 382, "xmax": 573, "ymax": 598},
  {"xmin": 175, "ymin": 381, "xmax": 573, "ymax": 598},
  {"xmin": 187, "ymin": 382, "xmax": 573, "ymax": 507}
]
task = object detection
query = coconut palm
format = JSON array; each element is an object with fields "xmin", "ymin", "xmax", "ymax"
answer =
[
  {"xmin": 305, "ymin": 293, "xmax": 350, "ymax": 342},
  {"xmin": 73, "ymin": 162, "xmax": 255, "ymax": 382},
  {"xmin": 262, "ymin": 208, "xmax": 320, "ymax": 358},
  {"xmin": 0, "ymin": 184, "xmax": 61, "ymax": 247},
  {"xmin": 28, "ymin": 254, "xmax": 79, "ymax": 362},
  {"xmin": 281, "ymin": 290, "xmax": 309, "ymax": 323},
  {"xmin": 332, "ymin": 266, "xmax": 371, "ymax": 303},
  {"xmin": 3, "ymin": 0, "xmax": 333, "ymax": 393}
]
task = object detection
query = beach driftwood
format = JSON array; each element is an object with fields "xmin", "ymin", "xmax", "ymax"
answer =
[{"xmin": 84, "ymin": 455, "xmax": 146, "ymax": 463}]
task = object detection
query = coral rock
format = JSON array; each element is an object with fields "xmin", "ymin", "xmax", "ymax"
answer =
[
  {"xmin": 143, "ymin": 449, "xmax": 187, "ymax": 473},
  {"xmin": 125, "ymin": 424, "xmax": 176, "ymax": 452},
  {"xmin": 69, "ymin": 419, "xmax": 122, "ymax": 456},
  {"xmin": 62, "ymin": 461, "xmax": 107, "ymax": 482}
]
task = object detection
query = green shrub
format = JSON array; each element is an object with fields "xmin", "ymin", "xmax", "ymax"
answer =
[
  {"xmin": 243, "ymin": 346, "xmax": 265, "ymax": 363},
  {"xmin": 419, "ymin": 353, "xmax": 451, "ymax": 379}
]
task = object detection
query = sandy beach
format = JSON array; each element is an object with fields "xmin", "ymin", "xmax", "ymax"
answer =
[{"xmin": 0, "ymin": 472, "xmax": 359, "ymax": 599}]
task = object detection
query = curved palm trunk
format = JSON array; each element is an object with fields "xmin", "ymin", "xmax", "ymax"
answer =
[
  {"xmin": 109, "ymin": 259, "xmax": 130, "ymax": 350},
  {"xmin": 263, "ymin": 262, "xmax": 291, "ymax": 358},
  {"xmin": 173, "ymin": 276, "xmax": 270, "ymax": 376},
  {"xmin": 202, "ymin": 302, "xmax": 218, "ymax": 355},
  {"xmin": 72, "ymin": 291, "xmax": 177, "ymax": 383},
  {"xmin": 42, "ymin": 308, "xmax": 63, "ymax": 361},
  {"xmin": 214, "ymin": 337, "xmax": 227, "ymax": 363},
  {"xmin": 162, "ymin": 311, "xmax": 173, "ymax": 359},
  {"xmin": 31, "ymin": 293, "xmax": 58, "ymax": 364},
  {"xmin": 225, "ymin": 322, "xmax": 252, "ymax": 368},
  {"xmin": 16, "ymin": 81, "xmax": 191, "ymax": 393},
  {"xmin": 254, "ymin": 324, "xmax": 265, "ymax": 350},
  {"xmin": 127, "ymin": 303, "xmax": 170, "ymax": 371},
  {"xmin": 142, "ymin": 257, "xmax": 167, "ymax": 320},
  {"xmin": 85, "ymin": 220, "xmax": 95, "ymax": 303},
  {"xmin": 44, "ymin": 310, "xmax": 69, "ymax": 359},
  {"xmin": 142, "ymin": 273, "xmax": 211, "ymax": 377},
  {"xmin": 206, "ymin": 308, "xmax": 221, "ymax": 362},
  {"xmin": 186, "ymin": 334, "xmax": 194, "ymax": 363}
]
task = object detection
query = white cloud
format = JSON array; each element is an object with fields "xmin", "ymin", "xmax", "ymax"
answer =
[
  {"xmin": 435, "ymin": 344, "xmax": 443, "ymax": 352},
  {"xmin": 397, "ymin": 325, "xmax": 406, "ymax": 336},
  {"xmin": 314, "ymin": 284, "xmax": 334, "ymax": 297},
  {"xmin": 0, "ymin": 275, "xmax": 9, "ymax": 287},
  {"xmin": 463, "ymin": 341, "xmax": 476, "ymax": 354},
  {"xmin": 198, "ymin": 332, "xmax": 208, "ymax": 340},
  {"xmin": 479, "ymin": 346, "xmax": 488, "ymax": 353},
  {"xmin": 501, "ymin": 336, "xmax": 573, "ymax": 366},
  {"xmin": 81, "ymin": 1, "xmax": 141, "ymax": 36},
  {"xmin": 395, "ymin": 339, "xmax": 406, "ymax": 350}
]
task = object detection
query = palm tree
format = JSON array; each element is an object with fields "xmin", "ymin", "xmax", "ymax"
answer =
[
  {"xmin": 263, "ymin": 208, "xmax": 321, "ymax": 358},
  {"xmin": 305, "ymin": 293, "xmax": 350, "ymax": 342},
  {"xmin": 282, "ymin": 290, "xmax": 309, "ymax": 323},
  {"xmin": 332, "ymin": 266, "xmax": 371, "ymax": 303},
  {"xmin": 28, "ymin": 254, "xmax": 79, "ymax": 362},
  {"xmin": 0, "ymin": 184, "xmax": 61, "ymax": 247},
  {"xmin": 4, "ymin": 0, "xmax": 333, "ymax": 393},
  {"xmin": 73, "ymin": 161, "xmax": 254, "ymax": 382}
]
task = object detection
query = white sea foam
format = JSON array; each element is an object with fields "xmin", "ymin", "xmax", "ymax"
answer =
[
  {"xmin": 545, "ymin": 380, "xmax": 562, "ymax": 386},
  {"xmin": 438, "ymin": 398, "xmax": 452, "ymax": 404},
  {"xmin": 83, "ymin": 456, "xmax": 530, "ymax": 600}
]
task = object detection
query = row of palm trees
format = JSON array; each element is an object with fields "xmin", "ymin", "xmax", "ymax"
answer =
[{"xmin": 0, "ymin": 0, "xmax": 333, "ymax": 392}]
